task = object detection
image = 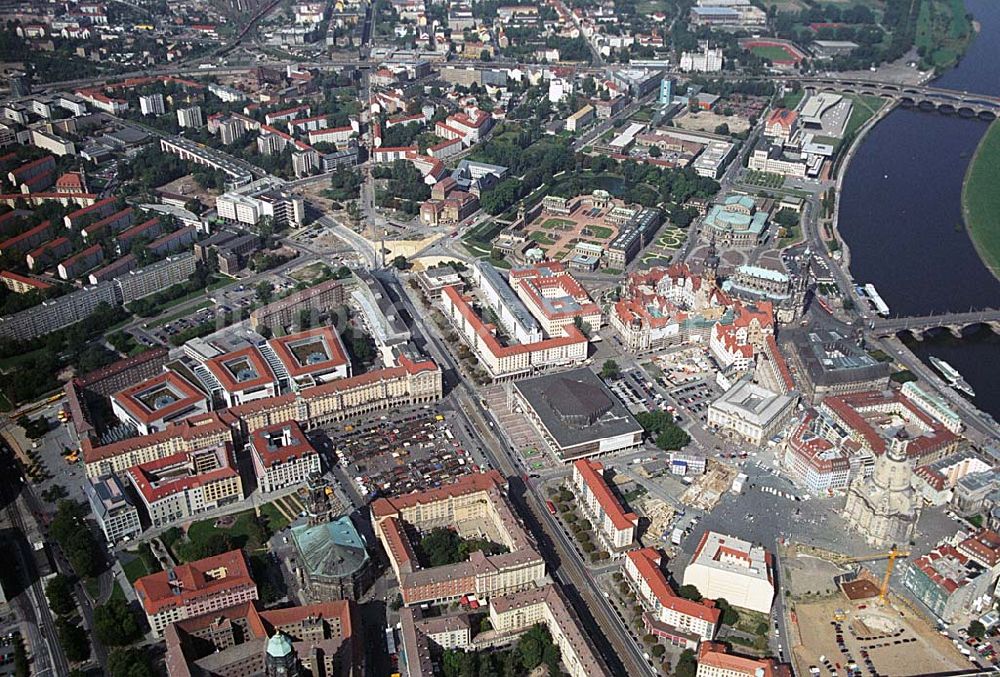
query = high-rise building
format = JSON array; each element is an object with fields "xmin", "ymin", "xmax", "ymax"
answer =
[
  {"xmin": 177, "ymin": 105, "xmax": 204, "ymax": 128},
  {"xmin": 8, "ymin": 72, "xmax": 30, "ymax": 97},
  {"xmin": 139, "ymin": 93, "xmax": 165, "ymax": 117}
]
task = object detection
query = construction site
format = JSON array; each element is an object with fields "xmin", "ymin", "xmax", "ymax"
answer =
[{"xmin": 780, "ymin": 542, "xmax": 970, "ymax": 676}]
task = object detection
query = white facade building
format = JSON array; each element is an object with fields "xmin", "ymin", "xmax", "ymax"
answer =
[{"xmin": 683, "ymin": 531, "xmax": 774, "ymax": 614}]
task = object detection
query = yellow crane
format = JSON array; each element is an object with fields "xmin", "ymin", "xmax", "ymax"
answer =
[{"xmin": 840, "ymin": 545, "xmax": 911, "ymax": 605}]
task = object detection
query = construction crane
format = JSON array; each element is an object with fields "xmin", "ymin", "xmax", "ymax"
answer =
[{"xmin": 840, "ymin": 545, "xmax": 911, "ymax": 605}]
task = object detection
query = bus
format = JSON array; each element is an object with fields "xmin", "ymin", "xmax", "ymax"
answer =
[
  {"xmin": 545, "ymin": 501, "xmax": 557, "ymax": 515},
  {"xmin": 385, "ymin": 627, "xmax": 396, "ymax": 656}
]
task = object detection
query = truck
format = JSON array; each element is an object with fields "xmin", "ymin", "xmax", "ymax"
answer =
[{"xmin": 671, "ymin": 528, "xmax": 684, "ymax": 545}]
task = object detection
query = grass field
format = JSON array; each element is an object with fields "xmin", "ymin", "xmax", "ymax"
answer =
[
  {"xmin": 842, "ymin": 94, "xmax": 887, "ymax": 141},
  {"xmin": 916, "ymin": 0, "xmax": 972, "ymax": 68},
  {"xmin": 122, "ymin": 544, "xmax": 162, "ymax": 583},
  {"xmin": 781, "ymin": 89, "xmax": 806, "ymax": 110},
  {"xmin": 174, "ymin": 510, "xmax": 274, "ymax": 563},
  {"xmin": 743, "ymin": 169, "xmax": 785, "ymax": 189},
  {"xmin": 259, "ymin": 501, "xmax": 291, "ymax": 532},
  {"xmin": 751, "ymin": 45, "xmax": 796, "ymax": 62},
  {"xmin": 584, "ymin": 225, "xmax": 613, "ymax": 239},
  {"xmin": 529, "ymin": 231, "xmax": 556, "ymax": 246},
  {"xmin": 541, "ymin": 218, "xmax": 575, "ymax": 230},
  {"xmin": 962, "ymin": 120, "xmax": 1000, "ymax": 278}
]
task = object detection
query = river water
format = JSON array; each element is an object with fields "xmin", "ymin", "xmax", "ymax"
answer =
[{"xmin": 837, "ymin": 0, "xmax": 1000, "ymax": 419}]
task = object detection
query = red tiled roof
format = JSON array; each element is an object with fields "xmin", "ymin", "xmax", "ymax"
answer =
[
  {"xmin": 111, "ymin": 371, "xmax": 207, "ymax": 426},
  {"xmin": 267, "ymin": 326, "xmax": 349, "ymax": 378},
  {"xmin": 697, "ymin": 642, "xmax": 790, "ymax": 676},
  {"xmin": 134, "ymin": 549, "xmax": 254, "ymax": 615},
  {"xmin": 249, "ymin": 420, "xmax": 318, "ymax": 468},
  {"xmin": 126, "ymin": 444, "xmax": 238, "ymax": 504},
  {"xmin": 441, "ymin": 285, "xmax": 587, "ymax": 359},
  {"xmin": 371, "ymin": 470, "xmax": 506, "ymax": 518},
  {"xmin": 0, "ymin": 270, "xmax": 51, "ymax": 289},
  {"xmin": 628, "ymin": 548, "xmax": 721, "ymax": 624},
  {"xmin": 767, "ymin": 108, "xmax": 798, "ymax": 130},
  {"xmin": 574, "ymin": 459, "xmax": 637, "ymax": 531},
  {"xmin": 205, "ymin": 346, "xmax": 276, "ymax": 394}
]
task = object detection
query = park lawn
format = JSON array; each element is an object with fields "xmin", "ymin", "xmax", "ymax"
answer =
[
  {"xmin": 177, "ymin": 510, "xmax": 271, "ymax": 562},
  {"xmin": 462, "ymin": 219, "xmax": 504, "ymax": 249},
  {"xmin": 0, "ymin": 348, "xmax": 48, "ymax": 375},
  {"xmin": 751, "ymin": 45, "xmax": 794, "ymax": 62},
  {"xmin": 541, "ymin": 218, "xmax": 575, "ymax": 230},
  {"xmin": 529, "ymin": 231, "xmax": 555, "ymax": 245},
  {"xmin": 259, "ymin": 501, "xmax": 291, "ymax": 532},
  {"xmin": 841, "ymin": 94, "xmax": 886, "ymax": 141},
  {"xmin": 110, "ymin": 582, "xmax": 126, "ymax": 602},
  {"xmin": 781, "ymin": 89, "xmax": 806, "ymax": 110},
  {"xmin": 289, "ymin": 261, "xmax": 329, "ymax": 283},
  {"xmin": 585, "ymin": 225, "xmax": 613, "ymax": 239},
  {"xmin": 122, "ymin": 545, "xmax": 162, "ymax": 584},
  {"xmin": 962, "ymin": 120, "xmax": 1000, "ymax": 278}
]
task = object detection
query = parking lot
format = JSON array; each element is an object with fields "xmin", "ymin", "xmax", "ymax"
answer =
[
  {"xmin": 326, "ymin": 409, "xmax": 490, "ymax": 500},
  {"xmin": 792, "ymin": 598, "xmax": 968, "ymax": 677}
]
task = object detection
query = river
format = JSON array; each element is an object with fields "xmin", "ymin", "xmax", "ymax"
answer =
[{"xmin": 837, "ymin": 0, "xmax": 1000, "ymax": 419}]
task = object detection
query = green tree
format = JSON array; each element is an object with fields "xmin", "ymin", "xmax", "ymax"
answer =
[
  {"xmin": 392, "ymin": 255, "xmax": 408, "ymax": 270},
  {"xmin": 969, "ymin": 620, "xmax": 986, "ymax": 640},
  {"xmin": 93, "ymin": 597, "xmax": 143, "ymax": 646},
  {"xmin": 13, "ymin": 636, "xmax": 28, "ymax": 677},
  {"xmin": 716, "ymin": 598, "xmax": 740, "ymax": 626},
  {"xmin": 256, "ymin": 280, "xmax": 275, "ymax": 304},
  {"xmin": 648, "ymin": 145, "xmax": 662, "ymax": 158},
  {"xmin": 600, "ymin": 359, "xmax": 621, "ymax": 380},
  {"xmin": 678, "ymin": 584, "xmax": 702, "ymax": 601},
  {"xmin": 46, "ymin": 574, "xmax": 76, "ymax": 616},
  {"xmin": 656, "ymin": 426, "xmax": 691, "ymax": 451},
  {"xmin": 676, "ymin": 648, "xmax": 698, "ymax": 677},
  {"xmin": 57, "ymin": 618, "xmax": 90, "ymax": 663},
  {"xmin": 107, "ymin": 647, "xmax": 155, "ymax": 677}
]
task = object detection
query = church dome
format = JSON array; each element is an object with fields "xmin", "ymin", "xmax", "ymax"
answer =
[{"xmin": 266, "ymin": 633, "xmax": 294, "ymax": 658}]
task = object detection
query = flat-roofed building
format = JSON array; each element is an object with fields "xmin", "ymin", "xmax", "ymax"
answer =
[
  {"xmin": 509, "ymin": 368, "xmax": 643, "ymax": 461},
  {"xmin": 624, "ymin": 548, "xmax": 720, "ymax": 648},
  {"xmin": 126, "ymin": 443, "xmax": 244, "ymax": 529},
  {"xmin": 134, "ymin": 549, "xmax": 258, "ymax": 635},
  {"xmin": 85, "ymin": 473, "xmax": 142, "ymax": 544},
  {"xmin": 416, "ymin": 265, "xmax": 461, "ymax": 301},
  {"xmin": 267, "ymin": 325, "xmax": 351, "ymax": 389},
  {"xmin": 250, "ymin": 420, "xmax": 321, "ymax": 493},
  {"xmin": 110, "ymin": 371, "xmax": 210, "ymax": 435},
  {"xmin": 708, "ymin": 379, "xmax": 796, "ymax": 446},
  {"xmin": 572, "ymin": 459, "xmax": 637, "ymax": 552},
  {"xmin": 683, "ymin": 531, "xmax": 774, "ymax": 614},
  {"xmin": 204, "ymin": 346, "xmax": 279, "ymax": 407}
]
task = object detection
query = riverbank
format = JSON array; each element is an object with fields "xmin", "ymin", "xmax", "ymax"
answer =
[
  {"xmin": 961, "ymin": 118, "xmax": 1000, "ymax": 280},
  {"xmin": 828, "ymin": 97, "xmax": 897, "ymax": 274}
]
